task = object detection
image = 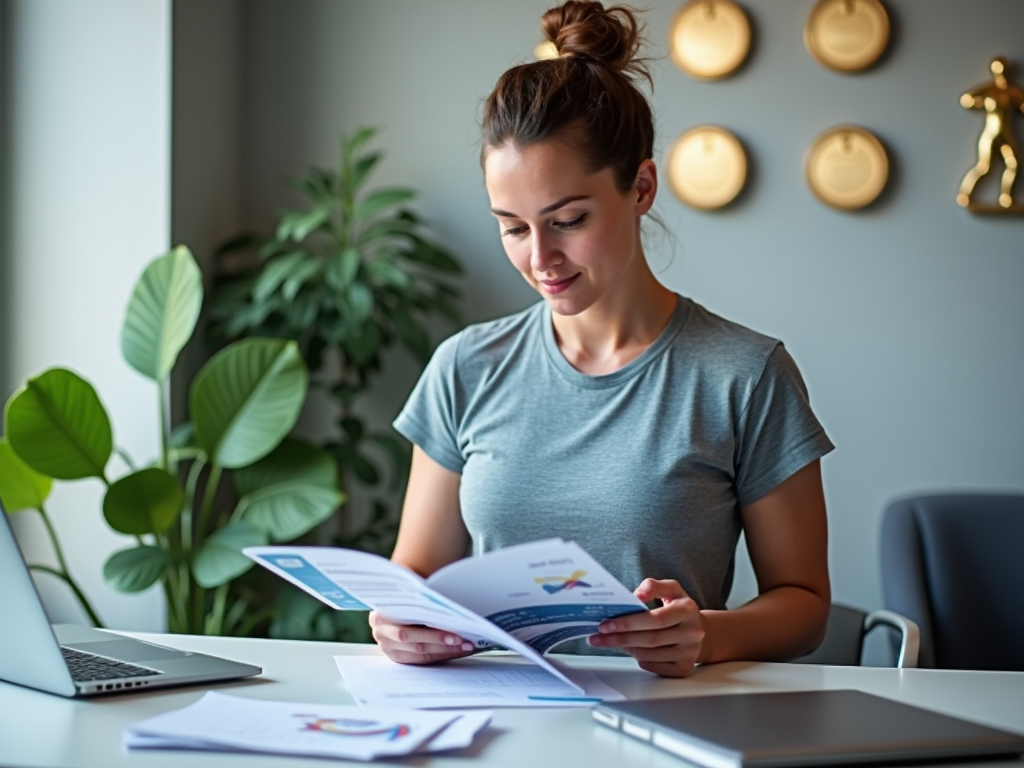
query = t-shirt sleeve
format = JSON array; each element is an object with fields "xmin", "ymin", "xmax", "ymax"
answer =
[
  {"xmin": 392, "ymin": 333, "xmax": 465, "ymax": 474},
  {"xmin": 734, "ymin": 344, "xmax": 834, "ymax": 506}
]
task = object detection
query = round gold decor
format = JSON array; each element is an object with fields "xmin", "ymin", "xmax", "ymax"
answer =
[
  {"xmin": 805, "ymin": 126, "xmax": 888, "ymax": 210},
  {"xmin": 805, "ymin": 0, "xmax": 890, "ymax": 72},
  {"xmin": 669, "ymin": 0, "xmax": 751, "ymax": 80},
  {"xmin": 666, "ymin": 126, "xmax": 747, "ymax": 210}
]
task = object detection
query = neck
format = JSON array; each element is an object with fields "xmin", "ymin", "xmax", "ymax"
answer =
[{"xmin": 551, "ymin": 259, "xmax": 678, "ymax": 376}]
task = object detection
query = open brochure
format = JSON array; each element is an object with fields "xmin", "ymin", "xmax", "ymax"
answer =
[{"xmin": 244, "ymin": 538, "xmax": 646, "ymax": 691}]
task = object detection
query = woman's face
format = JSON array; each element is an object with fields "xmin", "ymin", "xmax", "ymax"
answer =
[{"xmin": 483, "ymin": 138, "xmax": 656, "ymax": 317}]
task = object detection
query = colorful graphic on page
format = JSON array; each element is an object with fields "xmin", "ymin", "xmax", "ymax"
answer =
[
  {"xmin": 295, "ymin": 715, "xmax": 411, "ymax": 740},
  {"xmin": 535, "ymin": 569, "xmax": 591, "ymax": 594}
]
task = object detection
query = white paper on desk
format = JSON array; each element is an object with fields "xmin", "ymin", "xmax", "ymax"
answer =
[
  {"xmin": 335, "ymin": 654, "xmax": 625, "ymax": 709},
  {"xmin": 123, "ymin": 691, "xmax": 489, "ymax": 761}
]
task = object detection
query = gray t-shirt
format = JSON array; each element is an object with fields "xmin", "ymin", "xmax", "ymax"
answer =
[{"xmin": 394, "ymin": 295, "xmax": 834, "ymax": 653}]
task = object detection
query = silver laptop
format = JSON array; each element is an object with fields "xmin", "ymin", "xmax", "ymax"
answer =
[{"xmin": 0, "ymin": 504, "xmax": 261, "ymax": 697}]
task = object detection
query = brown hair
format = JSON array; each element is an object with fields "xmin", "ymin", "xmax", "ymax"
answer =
[{"xmin": 481, "ymin": 1, "xmax": 654, "ymax": 193}]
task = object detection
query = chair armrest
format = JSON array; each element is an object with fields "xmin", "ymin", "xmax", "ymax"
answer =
[{"xmin": 865, "ymin": 609, "xmax": 921, "ymax": 669}]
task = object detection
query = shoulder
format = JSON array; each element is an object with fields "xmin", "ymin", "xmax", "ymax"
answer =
[
  {"xmin": 429, "ymin": 302, "xmax": 545, "ymax": 376},
  {"xmin": 676, "ymin": 297, "xmax": 783, "ymax": 379}
]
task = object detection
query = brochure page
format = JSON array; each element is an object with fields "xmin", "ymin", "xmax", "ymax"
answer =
[
  {"xmin": 244, "ymin": 545, "xmax": 581, "ymax": 690},
  {"xmin": 426, "ymin": 539, "xmax": 647, "ymax": 654}
]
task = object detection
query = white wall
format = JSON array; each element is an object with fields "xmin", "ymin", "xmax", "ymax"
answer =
[
  {"xmin": 239, "ymin": 0, "xmax": 1024, "ymax": 652},
  {"xmin": 2, "ymin": 0, "xmax": 171, "ymax": 631}
]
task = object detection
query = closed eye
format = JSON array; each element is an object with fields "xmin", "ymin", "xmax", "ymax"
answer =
[
  {"xmin": 553, "ymin": 213, "xmax": 587, "ymax": 230},
  {"xmin": 501, "ymin": 224, "xmax": 529, "ymax": 237}
]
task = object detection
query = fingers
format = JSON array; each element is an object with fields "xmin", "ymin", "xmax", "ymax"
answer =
[
  {"xmin": 633, "ymin": 577, "xmax": 687, "ymax": 603},
  {"xmin": 368, "ymin": 611, "xmax": 475, "ymax": 665}
]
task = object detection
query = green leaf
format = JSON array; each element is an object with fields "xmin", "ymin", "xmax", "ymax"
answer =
[
  {"xmin": 5, "ymin": 368, "xmax": 112, "ymax": 480},
  {"xmin": 352, "ymin": 151, "xmax": 382, "ymax": 191},
  {"xmin": 353, "ymin": 454, "xmax": 380, "ymax": 485},
  {"xmin": 343, "ymin": 322, "xmax": 383, "ymax": 368},
  {"xmin": 239, "ymin": 483, "xmax": 341, "ymax": 542},
  {"xmin": 103, "ymin": 545, "xmax": 171, "ymax": 593},
  {"xmin": 346, "ymin": 282, "xmax": 374, "ymax": 323},
  {"xmin": 345, "ymin": 126, "xmax": 377, "ymax": 157},
  {"xmin": 353, "ymin": 189, "xmax": 415, "ymax": 221},
  {"xmin": 367, "ymin": 258, "xmax": 412, "ymax": 289},
  {"xmin": 326, "ymin": 248, "xmax": 361, "ymax": 290},
  {"xmin": 191, "ymin": 338, "xmax": 308, "ymax": 469},
  {"xmin": 254, "ymin": 251, "xmax": 308, "ymax": 303},
  {"xmin": 0, "ymin": 438, "xmax": 52, "ymax": 512},
  {"xmin": 276, "ymin": 205, "xmax": 331, "ymax": 243},
  {"xmin": 282, "ymin": 258, "xmax": 322, "ymax": 302},
  {"xmin": 234, "ymin": 437, "xmax": 338, "ymax": 495},
  {"xmin": 368, "ymin": 432, "xmax": 410, "ymax": 491},
  {"xmin": 392, "ymin": 307, "xmax": 431, "ymax": 363},
  {"xmin": 404, "ymin": 240, "xmax": 464, "ymax": 274},
  {"xmin": 169, "ymin": 421, "xmax": 196, "ymax": 449},
  {"xmin": 121, "ymin": 246, "xmax": 203, "ymax": 382},
  {"xmin": 192, "ymin": 521, "xmax": 266, "ymax": 588},
  {"xmin": 102, "ymin": 468, "xmax": 184, "ymax": 535}
]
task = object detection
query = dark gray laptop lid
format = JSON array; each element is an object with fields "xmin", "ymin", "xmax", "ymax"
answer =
[{"xmin": 594, "ymin": 690, "xmax": 1024, "ymax": 768}]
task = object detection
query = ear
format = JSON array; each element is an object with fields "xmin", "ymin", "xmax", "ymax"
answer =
[{"xmin": 633, "ymin": 159, "xmax": 657, "ymax": 216}]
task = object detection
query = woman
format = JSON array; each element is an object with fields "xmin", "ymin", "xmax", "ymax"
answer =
[{"xmin": 370, "ymin": 1, "xmax": 833, "ymax": 678}]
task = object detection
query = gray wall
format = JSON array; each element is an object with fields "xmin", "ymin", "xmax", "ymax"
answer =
[
  {"xmin": 1, "ymin": 0, "xmax": 171, "ymax": 630},
  {"xmin": 239, "ymin": 0, "xmax": 1024, "ymax": 627}
]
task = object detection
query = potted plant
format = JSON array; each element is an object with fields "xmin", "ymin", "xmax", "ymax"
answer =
[
  {"xmin": 0, "ymin": 246, "xmax": 342, "ymax": 636},
  {"xmin": 210, "ymin": 128, "xmax": 464, "ymax": 639}
]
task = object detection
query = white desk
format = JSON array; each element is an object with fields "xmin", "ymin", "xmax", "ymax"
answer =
[{"xmin": 2, "ymin": 633, "xmax": 1023, "ymax": 768}]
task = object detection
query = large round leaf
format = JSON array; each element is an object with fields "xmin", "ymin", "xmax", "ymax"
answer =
[
  {"xmin": 4, "ymin": 369, "xmax": 112, "ymax": 480},
  {"xmin": 0, "ymin": 438, "xmax": 52, "ymax": 512},
  {"xmin": 192, "ymin": 521, "xmax": 267, "ymax": 588},
  {"xmin": 190, "ymin": 339, "xmax": 308, "ymax": 469},
  {"xmin": 103, "ymin": 468, "xmax": 184, "ymax": 535},
  {"xmin": 103, "ymin": 545, "xmax": 171, "ymax": 593},
  {"xmin": 233, "ymin": 439, "xmax": 341, "ymax": 541},
  {"xmin": 121, "ymin": 245, "xmax": 203, "ymax": 381}
]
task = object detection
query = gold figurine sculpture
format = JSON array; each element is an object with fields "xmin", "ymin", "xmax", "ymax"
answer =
[{"xmin": 957, "ymin": 57, "xmax": 1024, "ymax": 212}]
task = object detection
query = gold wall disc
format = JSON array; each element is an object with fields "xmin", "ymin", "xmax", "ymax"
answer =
[
  {"xmin": 805, "ymin": 126, "xmax": 888, "ymax": 210},
  {"xmin": 669, "ymin": 1, "xmax": 751, "ymax": 81},
  {"xmin": 666, "ymin": 126, "xmax": 747, "ymax": 210},
  {"xmin": 805, "ymin": 0, "xmax": 890, "ymax": 72}
]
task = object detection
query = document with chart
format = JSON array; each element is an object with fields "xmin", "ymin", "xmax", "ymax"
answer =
[{"xmin": 244, "ymin": 538, "xmax": 645, "ymax": 691}]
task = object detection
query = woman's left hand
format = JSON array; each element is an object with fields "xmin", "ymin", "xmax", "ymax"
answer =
[{"xmin": 587, "ymin": 578, "xmax": 705, "ymax": 677}]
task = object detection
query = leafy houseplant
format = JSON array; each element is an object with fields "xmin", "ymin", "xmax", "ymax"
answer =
[
  {"xmin": 211, "ymin": 127, "xmax": 464, "ymax": 636},
  {"xmin": 0, "ymin": 246, "xmax": 343, "ymax": 636}
]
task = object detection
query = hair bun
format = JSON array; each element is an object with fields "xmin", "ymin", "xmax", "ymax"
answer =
[{"xmin": 541, "ymin": 1, "xmax": 644, "ymax": 76}]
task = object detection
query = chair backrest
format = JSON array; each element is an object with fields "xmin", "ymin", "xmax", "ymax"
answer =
[
  {"xmin": 881, "ymin": 493, "xmax": 1024, "ymax": 671},
  {"xmin": 791, "ymin": 603, "xmax": 919, "ymax": 667}
]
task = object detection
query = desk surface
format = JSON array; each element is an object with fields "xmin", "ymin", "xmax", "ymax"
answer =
[{"xmin": 2, "ymin": 633, "xmax": 1023, "ymax": 768}]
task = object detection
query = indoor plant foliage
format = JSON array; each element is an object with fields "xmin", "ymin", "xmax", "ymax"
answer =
[
  {"xmin": 0, "ymin": 246, "xmax": 342, "ymax": 636},
  {"xmin": 211, "ymin": 128, "xmax": 463, "ymax": 605}
]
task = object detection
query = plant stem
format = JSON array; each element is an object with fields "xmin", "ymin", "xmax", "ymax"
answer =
[
  {"xmin": 28, "ymin": 563, "xmax": 105, "ymax": 629},
  {"xmin": 115, "ymin": 448, "xmax": 137, "ymax": 471},
  {"xmin": 181, "ymin": 457, "xmax": 207, "ymax": 553},
  {"xmin": 158, "ymin": 378, "xmax": 170, "ymax": 471},
  {"xmin": 197, "ymin": 463, "xmax": 223, "ymax": 542},
  {"xmin": 234, "ymin": 604, "xmax": 276, "ymax": 638},
  {"xmin": 205, "ymin": 584, "xmax": 229, "ymax": 635}
]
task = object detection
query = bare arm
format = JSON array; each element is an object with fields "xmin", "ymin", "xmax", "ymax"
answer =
[
  {"xmin": 590, "ymin": 460, "xmax": 830, "ymax": 676},
  {"xmin": 699, "ymin": 459, "xmax": 831, "ymax": 662},
  {"xmin": 369, "ymin": 446, "xmax": 476, "ymax": 663}
]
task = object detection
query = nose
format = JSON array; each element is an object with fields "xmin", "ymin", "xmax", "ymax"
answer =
[{"xmin": 529, "ymin": 231, "xmax": 562, "ymax": 274}]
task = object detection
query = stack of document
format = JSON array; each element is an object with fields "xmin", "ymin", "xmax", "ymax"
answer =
[{"xmin": 125, "ymin": 692, "xmax": 491, "ymax": 761}]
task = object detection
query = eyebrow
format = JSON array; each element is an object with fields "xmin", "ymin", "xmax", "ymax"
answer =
[{"xmin": 490, "ymin": 195, "xmax": 590, "ymax": 218}]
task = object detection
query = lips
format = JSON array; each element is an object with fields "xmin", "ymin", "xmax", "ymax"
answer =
[{"xmin": 539, "ymin": 273, "xmax": 580, "ymax": 295}]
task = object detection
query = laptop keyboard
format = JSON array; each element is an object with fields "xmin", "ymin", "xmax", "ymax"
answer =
[{"xmin": 61, "ymin": 646, "xmax": 163, "ymax": 682}]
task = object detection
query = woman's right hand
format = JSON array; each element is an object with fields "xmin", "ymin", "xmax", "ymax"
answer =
[{"xmin": 369, "ymin": 610, "xmax": 477, "ymax": 665}]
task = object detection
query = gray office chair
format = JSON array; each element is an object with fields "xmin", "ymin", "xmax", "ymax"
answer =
[
  {"xmin": 881, "ymin": 493, "xmax": 1024, "ymax": 671},
  {"xmin": 791, "ymin": 602, "xmax": 920, "ymax": 668}
]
